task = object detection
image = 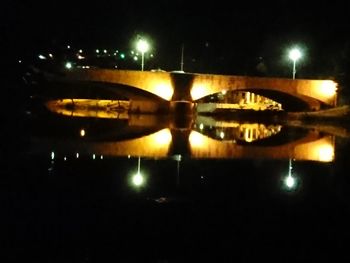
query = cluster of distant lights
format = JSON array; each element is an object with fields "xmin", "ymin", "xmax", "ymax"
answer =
[
  {"xmin": 28, "ymin": 43, "xmax": 154, "ymax": 70},
  {"xmin": 51, "ymin": 151, "xmax": 104, "ymax": 161},
  {"xmin": 196, "ymin": 122, "xmax": 281, "ymax": 142},
  {"xmin": 50, "ymin": 150, "xmax": 145, "ymax": 188}
]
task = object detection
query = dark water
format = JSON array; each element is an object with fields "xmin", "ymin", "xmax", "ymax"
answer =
[{"xmin": 3, "ymin": 89, "xmax": 350, "ymax": 262}]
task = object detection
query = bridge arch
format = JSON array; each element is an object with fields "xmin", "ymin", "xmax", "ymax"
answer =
[
  {"xmin": 196, "ymin": 88, "xmax": 322, "ymax": 111},
  {"xmin": 190, "ymin": 74, "xmax": 337, "ymax": 110},
  {"xmin": 61, "ymin": 69, "xmax": 337, "ymax": 111}
]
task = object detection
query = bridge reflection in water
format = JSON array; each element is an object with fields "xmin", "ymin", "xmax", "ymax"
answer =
[{"xmin": 41, "ymin": 99, "xmax": 335, "ymax": 162}]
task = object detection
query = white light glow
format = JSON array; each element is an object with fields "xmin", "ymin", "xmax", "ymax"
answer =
[
  {"xmin": 289, "ymin": 48, "xmax": 302, "ymax": 62},
  {"xmin": 136, "ymin": 39, "xmax": 150, "ymax": 53},
  {"xmin": 284, "ymin": 175, "xmax": 296, "ymax": 189},
  {"xmin": 220, "ymin": 131, "xmax": 225, "ymax": 139},
  {"xmin": 132, "ymin": 172, "xmax": 144, "ymax": 186}
]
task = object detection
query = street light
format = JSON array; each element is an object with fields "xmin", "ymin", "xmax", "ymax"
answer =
[
  {"xmin": 283, "ymin": 158, "xmax": 298, "ymax": 191},
  {"xmin": 131, "ymin": 156, "xmax": 145, "ymax": 187},
  {"xmin": 136, "ymin": 38, "xmax": 150, "ymax": 71},
  {"xmin": 288, "ymin": 48, "xmax": 302, "ymax": 79}
]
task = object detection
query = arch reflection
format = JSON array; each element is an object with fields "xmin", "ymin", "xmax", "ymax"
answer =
[{"xmin": 37, "ymin": 99, "xmax": 336, "ymax": 162}]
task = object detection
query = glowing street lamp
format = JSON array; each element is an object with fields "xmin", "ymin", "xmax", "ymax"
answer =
[
  {"xmin": 288, "ymin": 48, "xmax": 302, "ymax": 79},
  {"xmin": 136, "ymin": 38, "xmax": 150, "ymax": 71},
  {"xmin": 283, "ymin": 158, "xmax": 298, "ymax": 191},
  {"xmin": 131, "ymin": 156, "xmax": 145, "ymax": 187}
]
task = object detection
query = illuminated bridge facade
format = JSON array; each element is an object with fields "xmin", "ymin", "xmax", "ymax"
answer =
[{"xmin": 61, "ymin": 69, "xmax": 338, "ymax": 112}]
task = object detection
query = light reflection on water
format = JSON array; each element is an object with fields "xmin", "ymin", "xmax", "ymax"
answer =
[
  {"xmin": 7, "ymin": 96, "xmax": 350, "ymax": 262},
  {"xmin": 31, "ymin": 99, "xmax": 345, "ymax": 199},
  {"xmin": 35, "ymin": 98, "xmax": 340, "ymax": 196},
  {"xmin": 29, "ymin": 98, "xmax": 336, "ymax": 163}
]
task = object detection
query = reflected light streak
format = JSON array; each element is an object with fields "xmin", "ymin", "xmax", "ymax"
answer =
[
  {"xmin": 45, "ymin": 99, "xmax": 130, "ymax": 119},
  {"xmin": 189, "ymin": 130, "xmax": 208, "ymax": 148},
  {"xmin": 295, "ymin": 136, "xmax": 335, "ymax": 162},
  {"xmin": 154, "ymin": 128, "xmax": 172, "ymax": 146},
  {"xmin": 317, "ymin": 143, "xmax": 334, "ymax": 162},
  {"xmin": 90, "ymin": 129, "xmax": 172, "ymax": 158}
]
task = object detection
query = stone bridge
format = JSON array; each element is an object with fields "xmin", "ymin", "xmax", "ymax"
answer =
[{"xmin": 61, "ymin": 69, "xmax": 338, "ymax": 112}]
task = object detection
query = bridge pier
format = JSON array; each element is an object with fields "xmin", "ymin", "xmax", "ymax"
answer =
[{"xmin": 170, "ymin": 101, "xmax": 194, "ymax": 114}]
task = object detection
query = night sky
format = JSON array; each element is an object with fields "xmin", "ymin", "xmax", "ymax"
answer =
[{"xmin": 3, "ymin": 0, "xmax": 350, "ymax": 77}]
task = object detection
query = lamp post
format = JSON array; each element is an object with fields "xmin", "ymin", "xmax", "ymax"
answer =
[
  {"xmin": 136, "ymin": 38, "xmax": 150, "ymax": 71},
  {"xmin": 288, "ymin": 48, "xmax": 302, "ymax": 79},
  {"xmin": 132, "ymin": 156, "xmax": 144, "ymax": 187},
  {"xmin": 283, "ymin": 158, "xmax": 297, "ymax": 191}
]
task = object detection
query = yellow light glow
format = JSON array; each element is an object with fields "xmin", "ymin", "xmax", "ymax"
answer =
[
  {"xmin": 80, "ymin": 129, "xmax": 85, "ymax": 137},
  {"xmin": 319, "ymin": 80, "xmax": 337, "ymax": 97},
  {"xmin": 317, "ymin": 143, "xmax": 334, "ymax": 162},
  {"xmin": 243, "ymin": 127, "xmax": 255, "ymax": 143},
  {"xmin": 154, "ymin": 83, "xmax": 174, "ymax": 100},
  {"xmin": 45, "ymin": 99, "xmax": 130, "ymax": 119},
  {"xmin": 189, "ymin": 130, "xmax": 206, "ymax": 147},
  {"xmin": 191, "ymin": 84, "xmax": 208, "ymax": 100},
  {"xmin": 153, "ymin": 128, "xmax": 172, "ymax": 146}
]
